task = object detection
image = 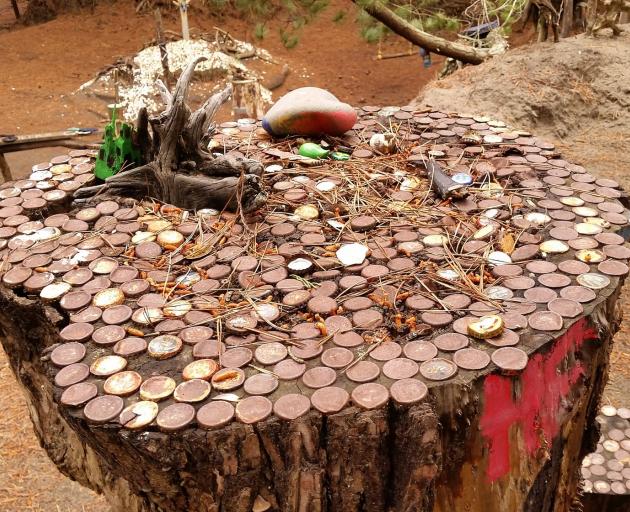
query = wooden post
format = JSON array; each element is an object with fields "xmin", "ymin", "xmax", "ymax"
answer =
[
  {"xmin": 231, "ymin": 78, "xmax": 264, "ymax": 119},
  {"xmin": 0, "ymin": 153, "xmax": 13, "ymax": 182},
  {"xmin": 10, "ymin": 0, "xmax": 20, "ymax": 19},
  {"xmin": 561, "ymin": 0, "xmax": 574, "ymax": 37},
  {"xmin": 175, "ymin": 0, "xmax": 191, "ymax": 40}
]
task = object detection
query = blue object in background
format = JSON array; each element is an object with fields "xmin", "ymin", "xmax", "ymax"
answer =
[{"xmin": 419, "ymin": 47, "xmax": 431, "ymax": 68}]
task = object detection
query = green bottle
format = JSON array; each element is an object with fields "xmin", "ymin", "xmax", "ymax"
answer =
[{"xmin": 299, "ymin": 142, "xmax": 329, "ymax": 159}]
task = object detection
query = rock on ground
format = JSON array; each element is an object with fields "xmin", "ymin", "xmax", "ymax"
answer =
[{"xmin": 416, "ymin": 26, "xmax": 630, "ymax": 183}]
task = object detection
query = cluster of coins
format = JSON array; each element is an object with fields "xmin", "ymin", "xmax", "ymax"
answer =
[
  {"xmin": 1, "ymin": 106, "xmax": 628, "ymax": 431},
  {"xmin": 581, "ymin": 405, "xmax": 630, "ymax": 495}
]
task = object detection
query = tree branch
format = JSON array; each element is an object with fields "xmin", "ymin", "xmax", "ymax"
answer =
[{"xmin": 352, "ymin": 0, "xmax": 490, "ymax": 64}]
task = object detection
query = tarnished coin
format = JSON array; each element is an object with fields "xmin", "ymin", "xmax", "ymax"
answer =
[{"xmin": 419, "ymin": 358, "xmax": 457, "ymax": 381}]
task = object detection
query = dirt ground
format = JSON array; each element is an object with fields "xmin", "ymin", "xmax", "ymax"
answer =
[{"xmin": 0, "ymin": 3, "xmax": 629, "ymax": 511}]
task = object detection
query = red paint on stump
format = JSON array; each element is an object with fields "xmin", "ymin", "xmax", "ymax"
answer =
[{"xmin": 480, "ymin": 318, "xmax": 598, "ymax": 481}]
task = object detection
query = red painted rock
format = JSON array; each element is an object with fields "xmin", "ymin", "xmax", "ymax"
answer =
[{"xmin": 262, "ymin": 87, "xmax": 357, "ymax": 137}]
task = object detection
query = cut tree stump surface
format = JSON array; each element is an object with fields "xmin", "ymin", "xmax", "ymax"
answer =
[{"xmin": 0, "ymin": 105, "xmax": 628, "ymax": 512}]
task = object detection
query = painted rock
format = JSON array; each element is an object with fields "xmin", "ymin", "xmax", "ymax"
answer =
[{"xmin": 262, "ymin": 87, "xmax": 357, "ymax": 137}]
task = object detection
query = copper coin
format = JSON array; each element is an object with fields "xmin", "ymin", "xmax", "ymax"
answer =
[
  {"xmin": 69, "ymin": 306, "xmax": 102, "ymax": 324},
  {"xmin": 370, "ymin": 342, "xmax": 403, "ymax": 361},
  {"xmin": 504, "ymin": 276, "xmax": 536, "ymax": 290},
  {"xmin": 139, "ymin": 376, "xmax": 176, "ymax": 401},
  {"xmin": 272, "ymin": 359, "xmax": 306, "ymax": 380},
  {"xmin": 421, "ymin": 311, "xmax": 453, "ymax": 327},
  {"xmin": 282, "ymin": 290, "xmax": 310, "ymax": 307},
  {"xmin": 339, "ymin": 275, "xmax": 367, "ymax": 291},
  {"xmin": 83, "ymin": 395, "xmax": 124, "ymax": 424},
  {"xmin": 453, "ymin": 348, "xmax": 491, "ymax": 370},
  {"xmin": 352, "ymin": 309, "xmax": 384, "ymax": 328},
  {"xmin": 403, "ymin": 341, "xmax": 438, "ymax": 362},
  {"xmin": 321, "ymin": 347, "xmax": 354, "ymax": 369},
  {"xmin": 251, "ymin": 342, "xmax": 287, "ymax": 366},
  {"xmin": 103, "ymin": 370, "xmax": 142, "ymax": 396},
  {"xmin": 112, "ymin": 337, "xmax": 146, "ymax": 357},
  {"xmin": 307, "ymin": 296, "xmax": 337, "ymax": 315},
  {"xmin": 346, "ymin": 360, "xmax": 380, "ymax": 383},
  {"xmin": 382, "ymin": 358, "xmax": 419, "ymax": 380},
  {"xmin": 2, "ymin": 266, "xmax": 32, "ymax": 287},
  {"xmin": 500, "ymin": 312, "xmax": 527, "ymax": 330},
  {"xmin": 525, "ymin": 261, "xmax": 557, "ymax": 274},
  {"xmin": 274, "ymin": 393, "xmax": 311, "ymax": 420},
  {"xmin": 120, "ymin": 279, "xmax": 150, "ymax": 298},
  {"xmin": 491, "ymin": 347, "xmax": 528, "ymax": 371},
  {"xmin": 598, "ymin": 260, "xmax": 629, "ymax": 276},
  {"xmin": 492, "ymin": 264, "xmax": 523, "ymax": 278},
  {"xmin": 419, "ymin": 358, "xmax": 457, "ymax": 381},
  {"xmin": 302, "ymin": 366, "xmax": 337, "ymax": 388},
  {"xmin": 59, "ymin": 382, "xmax": 98, "ymax": 407},
  {"xmin": 92, "ymin": 325, "xmax": 126, "ymax": 346},
  {"xmin": 182, "ymin": 359, "xmax": 219, "ymax": 381},
  {"xmin": 352, "ymin": 383, "xmax": 389, "ymax": 410},
  {"xmin": 148, "ymin": 334, "xmax": 183, "ymax": 359},
  {"xmin": 595, "ymin": 232, "xmax": 624, "ymax": 245},
  {"xmin": 546, "ymin": 298, "xmax": 583, "ymax": 318},
  {"xmin": 244, "ymin": 373, "xmax": 279, "ymax": 395},
  {"xmin": 220, "ymin": 347, "xmax": 252, "ymax": 368},
  {"xmin": 59, "ymin": 322, "xmax": 94, "ymax": 342},
  {"xmin": 390, "ymin": 379, "xmax": 428, "ymax": 405},
  {"xmin": 343, "ymin": 296, "xmax": 374, "ymax": 311},
  {"xmin": 604, "ymin": 244, "xmax": 630, "ymax": 259},
  {"xmin": 524, "ymin": 287, "xmax": 558, "ymax": 303},
  {"xmin": 210, "ymin": 368, "xmax": 245, "ymax": 391},
  {"xmin": 197, "ymin": 401, "xmax": 235, "ymax": 429},
  {"xmin": 510, "ymin": 245, "xmax": 539, "ymax": 262},
  {"xmin": 443, "ymin": 293, "xmax": 472, "ymax": 310},
  {"xmin": 156, "ymin": 403, "xmax": 195, "ymax": 432},
  {"xmin": 537, "ymin": 273, "xmax": 572, "ymax": 288},
  {"xmin": 311, "ymin": 280, "xmax": 338, "ymax": 297},
  {"xmin": 324, "ymin": 315, "xmax": 352, "ymax": 334},
  {"xmin": 174, "ymin": 379, "xmax": 211, "ymax": 403},
  {"xmin": 484, "ymin": 329, "xmax": 520, "ymax": 347},
  {"xmin": 236, "ymin": 396, "xmax": 273, "ymax": 424},
  {"xmin": 557, "ymin": 260, "xmax": 590, "ymax": 275},
  {"xmin": 310, "ymin": 386, "xmax": 350, "ymax": 414},
  {"xmin": 405, "ymin": 295, "xmax": 435, "ymax": 311},
  {"xmin": 193, "ymin": 340, "xmax": 224, "ymax": 359},
  {"xmin": 528, "ymin": 310, "xmax": 563, "ymax": 331},
  {"xmin": 51, "ymin": 342, "xmax": 86, "ymax": 366},
  {"xmin": 452, "ymin": 316, "xmax": 476, "ymax": 335},
  {"xmin": 560, "ymin": 285, "xmax": 596, "ymax": 302},
  {"xmin": 568, "ymin": 237, "xmax": 599, "ymax": 250},
  {"xmin": 178, "ymin": 325, "xmax": 213, "ymax": 345},
  {"xmin": 54, "ymin": 363, "xmax": 89, "ymax": 387},
  {"xmin": 433, "ymin": 333, "xmax": 469, "ymax": 351},
  {"xmin": 101, "ymin": 304, "xmax": 133, "ymax": 325}
]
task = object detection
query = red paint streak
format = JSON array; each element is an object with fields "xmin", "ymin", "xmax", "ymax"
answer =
[{"xmin": 479, "ymin": 318, "xmax": 598, "ymax": 481}]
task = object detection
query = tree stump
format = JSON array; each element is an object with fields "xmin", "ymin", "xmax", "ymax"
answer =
[{"xmin": 0, "ymin": 102, "xmax": 627, "ymax": 512}]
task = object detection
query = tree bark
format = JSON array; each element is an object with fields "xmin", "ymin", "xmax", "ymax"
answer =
[
  {"xmin": 351, "ymin": 0, "xmax": 490, "ymax": 64},
  {"xmin": 0, "ymin": 271, "xmax": 620, "ymax": 511}
]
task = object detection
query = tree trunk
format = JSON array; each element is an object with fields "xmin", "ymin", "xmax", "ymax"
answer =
[
  {"xmin": 0, "ymin": 274, "xmax": 620, "ymax": 511},
  {"xmin": 351, "ymin": 0, "xmax": 490, "ymax": 65},
  {"xmin": 73, "ymin": 57, "xmax": 266, "ymax": 213},
  {"xmin": 561, "ymin": 0, "xmax": 575, "ymax": 37}
]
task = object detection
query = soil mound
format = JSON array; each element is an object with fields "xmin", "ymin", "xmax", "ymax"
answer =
[{"xmin": 417, "ymin": 27, "xmax": 630, "ymax": 179}]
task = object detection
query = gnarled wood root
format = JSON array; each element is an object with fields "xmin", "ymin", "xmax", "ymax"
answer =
[{"xmin": 74, "ymin": 57, "xmax": 267, "ymax": 213}]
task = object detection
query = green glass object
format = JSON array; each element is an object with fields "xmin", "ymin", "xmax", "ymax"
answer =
[
  {"xmin": 94, "ymin": 107, "xmax": 141, "ymax": 180},
  {"xmin": 299, "ymin": 142, "xmax": 329, "ymax": 159},
  {"xmin": 330, "ymin": 151, "xmax": 350, "ymax": 161}
]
